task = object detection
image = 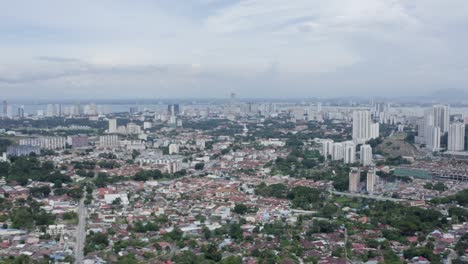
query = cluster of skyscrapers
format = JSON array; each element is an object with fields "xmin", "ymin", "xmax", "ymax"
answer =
[
  {"xmin": 415, "ymin": 105, "xmax": 466, "ymax": 152},
  {"xmin": 108, "ymin": 119, "xmax": 143, "ymax": 135},
  {"xmin": 322, "ymin": 139, "xmax": 373, "ymax": 166},
  {"xmin": 352, "ymin": 110, "xmax": 380, "ymax": 144},
  {"xmin": 349, "ymin": 167, "xmax": 377, "ymax": 194}
]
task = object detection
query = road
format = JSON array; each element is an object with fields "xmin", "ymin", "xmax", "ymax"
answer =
[
  {"xmin": 330, "ymin": 190, "xmax": 406, "ymax": 202},
  {"xmin": 75, "ymin": 197, "xmax": 87, "ymax": 264}
]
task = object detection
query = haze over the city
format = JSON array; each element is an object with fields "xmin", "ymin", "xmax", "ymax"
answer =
[
  {"xmin": 1, "ymin": 0, "xmax": 468, "ymax": 99},
  {"xmin": 2, "ymin": 3, "xmax": 468, "ymax": 262}
]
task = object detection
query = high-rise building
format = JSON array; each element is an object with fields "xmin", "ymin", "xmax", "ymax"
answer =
[
  {"xmin": 57, "ymin": 104, "xmax": 63, "ymax": 116},
  {"xmin": 73, "ymin": 103, "xmax": 82, "ymax": 116},
  {"xmin": 366, "ymin": 168, "xmax": 377, "ymax": 194},
  {"xmin": 343, "ymin": 141, "xmax": 356, "ymax": 164},
  {"xmin": 130, "ymin": 106, "xmax": 139, "ymax": 115},
  {"xmin": 19, "ymin": 137, "xmax": 66, "ymax": 150},
  {"xmin": 108, "ymin": 119, "xmax": 117, "ymax": 133},
  {"xmin": 433, "ymin": 105, "xmax": 450, "ymax": 133},
  {"xmin": 17, "ymin": 106, "xmax": 25, "ymax": 118},
  {"xmin": 348, "ymin": 167, "xmax": 361, "ymax": 193},
  {"xmin": 67, "ymin": 135, "xmax": 89, "ymax": 149},
  {"xmin": 7, "ymin": 145, "xmax": 41, "ymax": 157},
  {"xmin": 415, "ymin": 110, "xmax": 434, "ymax": 144},
  {"xmin": 126, "ymin": 123, "xmax": 142, "ymax": 134},
  {"xmin": 169, "ymin": 115, "xmax": 177, "ymax": 125},
  {"xmin": 374, "ymin": 102, "xmax": 389, "ymax": 118},
  {"xmin": 415, "ymin": 105, "xmax": 448, "ymax": 151},
  {"xmin": 352, "ymin": 110, "xmax": 371, "ymax": 144},
  {"xmin": 352, "ymin": 110, "xmax": 379, "ymax": 144},
  {"xmin": 168, "ymin": 104, "xmax": 180, "ymax": 116},
  {"xmin": 169, "ymin": 144, "xmax": 179, "ymax": 154},
  {"xmin": 99, "ymin": 135, "xmax": 120, "ymax": 147},
  {"xmin": 3, "ymin": 100, "xmax": 8, "ymax": 117},
  {"xmin": 46, "ymin": 104, "xmax": 62, "ymax": 117},
  {"xmin": 370, "ymin": 123, "xmax": 380, "ymax": 139},
  {"xmin": 321, "ymin": 139, "xmax": 334, "ymax": 159},
  {"xmin": 448, "ymin": 123, "xmax": 465, "ymax": 151},
  {"xmin": 143, "ymin": 121, "xmax": 153, "ymax": 130},
  {"xmin": 332, "ymin": 142, "xmax": 344, "ymax": 161},
  {"xmin": 360, "ymin": 144, "xmax": 373, "ymax": 166},
  {"xmin": 86, "ymin": 103, "xmax": 98, "ymax": 116},
  {"xmin": 426, "ymin": 126, "xmax": 441, "ymax": 151}
]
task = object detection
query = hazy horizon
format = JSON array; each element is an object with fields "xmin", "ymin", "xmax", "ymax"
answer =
[{"xmin": 2, "ymin": 0, "xmax": 468, "ymax": 99}]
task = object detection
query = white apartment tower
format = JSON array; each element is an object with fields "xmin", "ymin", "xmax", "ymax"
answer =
[
  {"xmin": 360, "ymin": 144, "xmax": 373, "ymax": 166},
  {"xmin": 433, "ymin": 105, "xmax": 450, "ymax": 133},
  {"xmin": 352, "ymin": 110, "xmax": 379, "ymax": 144},
  {"xmin": 19, "ymin": 137, "xmax": 66, "ymax": 150},
  {"xmin": 126, "ymin": 123, "xmax": 142, "ymax": 134},
  {"xmin": 349, "ymin": 168, "xmax": 361, "ymax": 193},
  {"xmin": 321, "ymin": 139, "xmax": 334, "ymax": 159},
  {"xmin": 343, "ymin": 141, "xmax": 356, "ymax": 164},
  {"xmin": 448, "ymin": 123, "xmax": 465, "ymax": 151},
  {"xmin": 415, "ymin": 111, "xmax": 434, "ymax": 144},
  {"xmin": 100, "ymin": 135, "xmax": 119, "ymax": 147},
  {"xmin": 370, "ymin": 123, "xmax": 380, "ymax": 139},
  {"xmin": 169, "ymin": 144, "xmax": 179, "ymax": 154},
  {"xmin": 352, "ymin": 110, "xmax": 371, "ymax": 144},
  {"xmin": 332, "ymin": 142, "xmax": 344, "ymax": 161},
  {"xmin": 108, "ymin": 119, "xmax": 117, "ymax": 133},
  {"xmin": 426, "ymin": 126, "xmax": 441, "ymax": 151},
  {"xmin": 366, "ymin": 168, "xmax": 377, "ymax": 194}
]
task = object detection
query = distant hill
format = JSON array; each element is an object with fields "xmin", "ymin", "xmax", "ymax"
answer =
[{"xmin": 376, "ymin": 134, "xmax": 421, "ymax": 158}]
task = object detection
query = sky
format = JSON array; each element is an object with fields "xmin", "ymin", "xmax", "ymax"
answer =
[{"xmin": 1, "ymin": 0, "xmax": 468, "ymax": 100}]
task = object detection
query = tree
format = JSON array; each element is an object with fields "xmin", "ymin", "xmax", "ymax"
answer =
[
  {"xmin": 203, "ymin": 244, "xmax": 222, "ymax": 262},
  {"xmin": 133, "ymin": 169, "xmax": 163, "ymax": 181},
  {"xmin": 255, "ymin": 183, "xmax": 288, "ymax": 198},
  {"xmin": 404, "ymin": 247, "xmax": 441, "ymax": 263},
  {"xmin": 229, "ymin": 223, "xmax": 243, "ymax": 240},
  {"xmin": 172, "ymin": 251, "xmax": 204, "ymax": 264},
  {"xmin": 433, "ymin": 182, "xmax": 447, "ymax": 191},
  {"xmin": 10, "ymin": 205, "xmax": 55, "ymax": 230},
  {"xmin": 11, "ymin": 207, "xmax": 34, "ymax": 229},
  {"xmin": 116, "ymin": 254, "xmax": 139, "ymax": 264},
  {"xmin": 164, "ymin": 227, "xmax": 183, "ymax": 241},
  {"xmin": 455, "ymin": 233, "xmax": 468, "ymax": 255},
  {"xmin": 63, "ymin": 212, "xmax": 78, "ymax": 222},
  {"xmin": 67, "ymin": 188, "xmax": 84, "ymax": 200},
  {"xmin": 112, "ymin": 197, "xmax": 122, "ymax": 206},
  {"xmin": 234, "ymin": 203, "xmax": 248, "ymax": 215},
  {"xmin": 85, "ymin": 232, "xmax": 109, "ymax": 254},
  {"xmin": 320, "ymin": 203, "xmax": 339, "ymax": 218},
  {"xmin": 448, "ymin": 207, "xmax": 468, "ymax": 223},
  {"xmin": 203, "ymin": 226, "xmax": 212, "ymax": 240},
  {"xmin": 308, "ymin": 220, "xmax": 339, "ymax": 234},
  {"xmin": 194, "ymin": 163, "xmax": 205, "ymax": 170},
  {"xmin": 30, "ymin": 186, "xmax": 51, "ymax": 198},
  {"xmin": 383, "ymin": 250, "xmax": 403, "ymax": 264},
  {"xmin": 288, "ymin": 186, "xmax": 321, "ymax": 210},
  {"xmin": 131, "ymin": 150, "xmax": 140, "ymax": 160},
  {"xmin": 221, "ymin": 256, "xmax": 242, "ymax": 264}
]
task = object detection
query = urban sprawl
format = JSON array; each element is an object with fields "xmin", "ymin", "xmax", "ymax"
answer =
[{"xmin": 0, "ymin": 99, "xmax": 467, "ymax": 264}]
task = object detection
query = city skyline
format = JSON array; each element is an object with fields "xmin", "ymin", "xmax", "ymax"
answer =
[
  {"xmin": 1, "ymin": 0, "xmax": 468, "ymax": 99},
  {"xmin": 1, "ymin": 2, "xmax": 468, "ymax": 263}
]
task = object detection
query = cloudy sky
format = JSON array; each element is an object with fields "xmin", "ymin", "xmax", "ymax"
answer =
[{"xmin": 1, "ymin": 0, "xmax": 468, "ymax": 99}]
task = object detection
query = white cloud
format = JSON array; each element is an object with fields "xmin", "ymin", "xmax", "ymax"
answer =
[{"xmin": 1, "ymin": 0, "xmax": 468, "ymax": 98}]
